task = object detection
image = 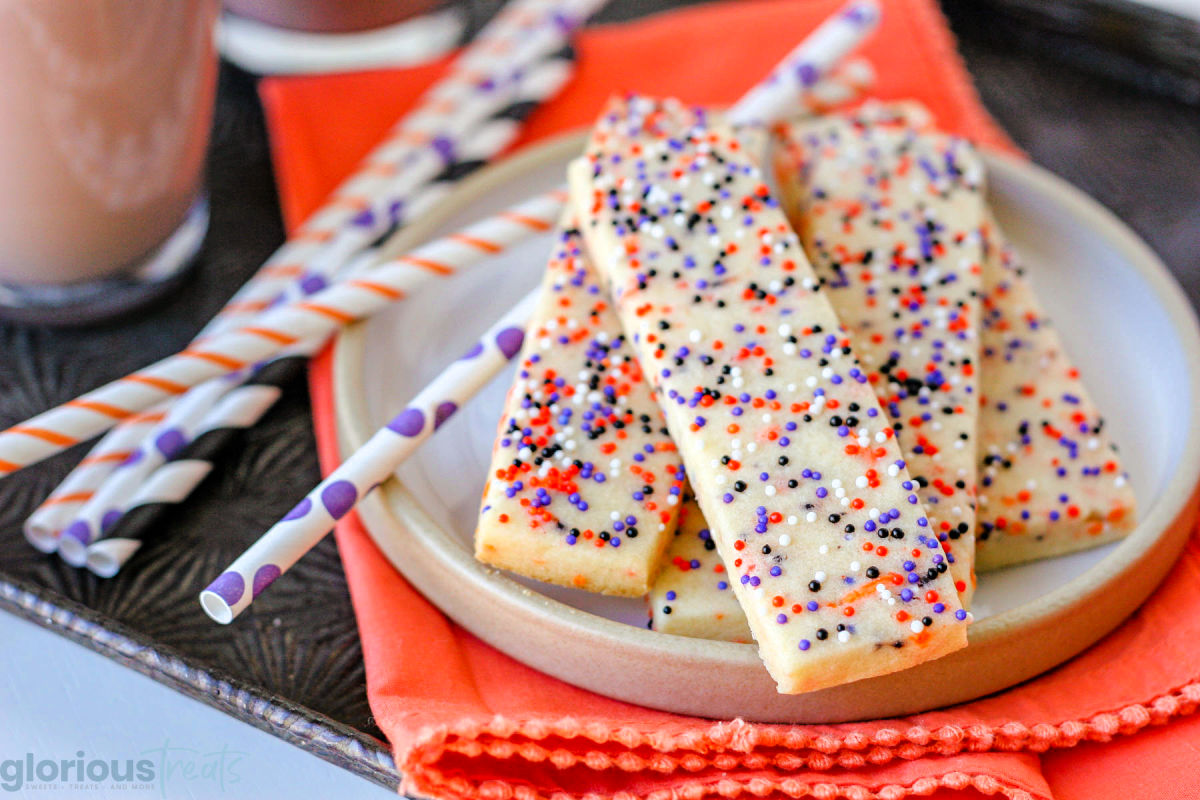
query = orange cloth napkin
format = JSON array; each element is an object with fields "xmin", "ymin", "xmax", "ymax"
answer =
[{"xmin": 259, "ymin": 1, "xmax": 1200, "ymax": 798}]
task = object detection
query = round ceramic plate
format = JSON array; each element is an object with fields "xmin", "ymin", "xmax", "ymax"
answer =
[{"xmin": 333, "ymin": 131, "xmax": 1200, "ymax": 722}]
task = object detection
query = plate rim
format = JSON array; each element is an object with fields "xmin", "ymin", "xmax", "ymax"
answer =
[{"xmin": 332, "ymin": 129, "xmax": 1200, "ymax": 720}]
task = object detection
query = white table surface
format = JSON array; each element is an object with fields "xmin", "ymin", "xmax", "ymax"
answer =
[{"xmin": 0, "ymin": 611, "xmax": 393, "ymax": 799}]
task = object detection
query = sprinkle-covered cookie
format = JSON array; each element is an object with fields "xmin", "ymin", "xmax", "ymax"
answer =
[
  {"xmin": 773, "ymin": 111, "xmax": 987, "ymax": 606},
  {"xmin": 475, "ymin": 213, "xmax": 686, "ymax": 597},
  {"xmin": 569, "ymin": 95, "xmax": 967, "ymax": 694},
  {"xmin": 975, "ymin": 220, "xmax": 1136, "ymax": 569},
  {"xmin": 649, "ymin": 495, "xmax": 753, "ymax": 643}
]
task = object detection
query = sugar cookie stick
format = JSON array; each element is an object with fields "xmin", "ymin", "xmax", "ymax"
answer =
[
  {"xmin": 570, "ymin": 96, "xmax": 967, "ymax": 694},
  {"xmin": 975, "ymin": 222, "xmax": 1136, "ymax": 569},
  {"xmin": 475, "ymin": 214, "xmax": 687, "ymax": 596},
  {"xmin": 649, "ymin": 496, "xmax": 752, "ymax": 643},
  {"xmin": 773, "ymin": 112, "xmax": 987, "ymax": 606}
]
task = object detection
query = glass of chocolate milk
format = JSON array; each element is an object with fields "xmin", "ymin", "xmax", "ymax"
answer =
[{"xmin": 0, "ymin": 0, "xmax": 220, "ymax": 324}]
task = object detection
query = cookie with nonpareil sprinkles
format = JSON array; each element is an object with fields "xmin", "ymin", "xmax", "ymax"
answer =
[
  {"xmin": 773, "ymin": 111, "xmax": 987, "ymax": 606},
  {"xmin": 650, "ymin": 496, "xmax": 752, "ymax": 643},
  {"xmin": 974, "ymin": 220, "xmax": 1136, "ymax": 569},
  {"xmin": 569, "ymin": 96, "xmax": 967, "ymax": 694},
  {"xmin": 475, "ymin": 213, "xmax": 686, "ymax": 596}
]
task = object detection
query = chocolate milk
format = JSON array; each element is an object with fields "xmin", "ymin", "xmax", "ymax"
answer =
[{"xmin": 0, "ymin": 1, "xmax": 218, "ymax": 285}]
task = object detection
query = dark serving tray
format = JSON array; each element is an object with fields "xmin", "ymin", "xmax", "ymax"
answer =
[{"xmin": 1, "ymin": 1, "xmax": 1197, "ymax": 792}]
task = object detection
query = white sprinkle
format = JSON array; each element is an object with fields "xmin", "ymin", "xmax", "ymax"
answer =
[
  {"xmin": 689, "ymin": 329, "xmax": 702, "ymax": 343},
  {"xmin": 815, "ymin": 571, "xmax": 827, "ymax": 581},
  {"xmin": 910, "ymin": 621, "xmax": 924, "ymax": 633},
  {"xmin": 779, "ymin": 534, "xmax": 792, "ymax": 547},
  {"xmin": 838, "ymin": 630, "xmax": 850, "ymax": 643},
  {"xmin": 805, "ymin": 512, "xmax": 817, "ymax": 523},
  {"xmin": 850, "ymin": 561, "xmax": 861, "ymax": 571},
  {"xmin": 764, "ymin": 485, "xmax": 777, "ymax": 497},
  {"xmin": 787, "ymin": 515, "xmax": 798, "ymax": 525},
  {"xmin": 855, "ymin": 476, "xmax": 869, "ymax": 489},
  {"xmin": 818, "ymin": 544, "xmax": 828, "ymax": 555},
  {"xmin": 805, "ymin": 376, "xmax": 818, "ymax": 387}
]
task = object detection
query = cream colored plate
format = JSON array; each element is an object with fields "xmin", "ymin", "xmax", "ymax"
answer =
[{"xmin": 333, "ymin": 131, "xmax": 1200, "ymax": 722}]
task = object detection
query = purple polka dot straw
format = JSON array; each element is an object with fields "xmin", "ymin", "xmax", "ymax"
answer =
[
  {"xmin": 726, "ymin": 0, "xmax": 879, "ymax": 126},
  {"xmin": 199, "ymin": 288, "xmax": 539, "ymax": 624}
]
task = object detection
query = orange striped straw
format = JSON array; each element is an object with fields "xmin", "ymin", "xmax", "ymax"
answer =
[{"xmin": 0, "ymin": 190, "xmax": 568, "ymax": 476}]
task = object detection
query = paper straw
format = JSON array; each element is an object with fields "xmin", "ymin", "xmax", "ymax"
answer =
[
  {"xmin": 62, "ymin": 59, "xmax": 576, "ymax": 566},
  {"xmin": 0, "ymin": 190, "xmax": 566, "ymax": 475},
  {"xmin": 801, "ymin": 56, "xmax": 875, "ymax": 113},
  {"xmin": 25, "ymin": 37, "xmax": 577, "ymax": 545},
  {"xmin": 83, "ymin": 358, "xmax": 298, "ymax": 578},
  {"xmin": 21, "ymin": 406, "xmax": 169, "ymax": 552},
  {"xmin": 192, "ymin": 0, "xmax": 882, "ymax": 619},
  {"xmin": 200, "ymin": 288, "xmax": 540, "ymax": 623},
  {"xmin": 5, "ymin": 0, "xmax": 878, "ymax": 479},
  {"xmin": 726, "ymin": 0, "xmax": 880, "ymax": 126},
  {"xmin": 55, "ymin": 376, "xmax": 241, "ymax": 566},
  {"xmin": 22, "ymin": 6, "xmax": 584, "ymax": 551}
]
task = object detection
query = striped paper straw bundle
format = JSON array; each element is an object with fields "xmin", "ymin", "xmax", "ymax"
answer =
[
  {"xmin": 24, "ymin": 0, "xmax": 595, "ymax": 557},
  {"xmin": 84, "ymin": 358, "xmax": 299, "ymax": 578},
  {"xmin": 22, "ymin": 406, "xmax": 169, "ymax": 553},
  {"xmin": 0, "ymin": 188, "xmax": 568, "ymax": 472},
  {"xmin": 51, "ymin": 53, "xmax": 577, "ymax": 566},
  {"xmin": 200, "ymin": 289, "xmax": 540, "ymax": 623},
  {"xmin": 197, "ymin": 0, "xmax": 884, "ymax": 621}
]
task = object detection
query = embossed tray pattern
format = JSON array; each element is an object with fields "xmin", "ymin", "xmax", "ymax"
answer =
[{"xmin": 0, "ymin": 2, "xmax": 1197, "ymax": 791}]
